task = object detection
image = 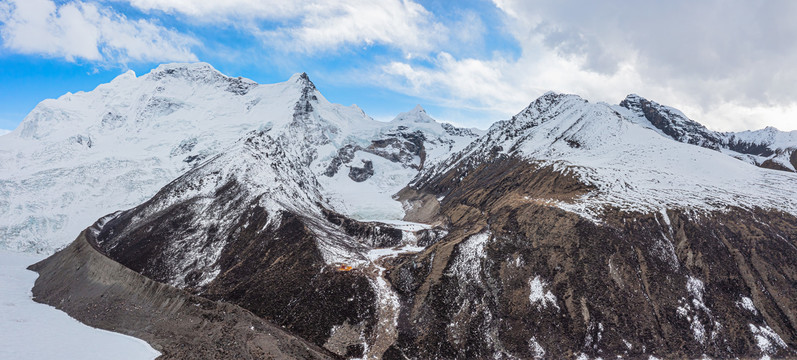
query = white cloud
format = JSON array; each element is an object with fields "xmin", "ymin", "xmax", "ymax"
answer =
[
  {"xmin": 0, "ymin": 0, "xmax": 197, "ymax": 64},
  {"xmin": 377, "ymin": 0, "xmax": 797, "ymax": 131},
  {"xmin": 0, "ymin": 129, "xmax": 10, "ymax": 136},
  {"xmin": 122, "ymin": 0, "xmax": 445, "ymax": 54}
]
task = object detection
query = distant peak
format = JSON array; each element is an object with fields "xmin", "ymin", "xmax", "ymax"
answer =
[
  {"xmin": 111, "ymin": 69, "xmax": 136, "ymax": 83},
  {"xmin": 392, "ymin": 104, "xmax": 434, "ymax": 123},
  {"xmin": 289, "ymin": 72, "xmax": 316, "ymax": 91},
  {"xmin": 151, "ymin": 62, "xmax": 218, "ymax": 73},
  {"xmin": 504, "ymin": 92, "xmax": 589, "ymax": 129},
  {"xmin": 145, "ymin": 62, "xmax": 227, "ymax": 82},
  {"xmin": 522, "ymin": 92, "xmax": 586, "ymax": 112},
  {"xmin": 619, "ymin": 93, "xmax": 650, "ymax": 109}
]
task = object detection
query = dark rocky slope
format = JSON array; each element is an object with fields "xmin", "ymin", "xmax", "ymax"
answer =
[
  {"xmin": 389, "ymin": 156, "xmax": 797, "ymax": 359},
  {"xmin": 28, "ymin": 228, "xmax": 337, "ymax": 359}
]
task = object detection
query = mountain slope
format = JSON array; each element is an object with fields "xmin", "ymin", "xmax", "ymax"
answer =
[
  {"xmin": 21, "ymin": 64, "xmax": 473, "ymax": 359},
  {"xmin": 618, "ymin": 94, "xmax": 797, "ymax": 172},
  {"xmin": 393, "ymin": 92, "xmax": 797, "ymax": 358},
  {"xmin": 413, "ymin": 92, "xmax": 797, "ymax": 220}
]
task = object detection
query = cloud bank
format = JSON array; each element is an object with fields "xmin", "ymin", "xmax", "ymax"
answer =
[{"xmin": 0, "ymin": 0, "xmax": 197, "ymax": 64}]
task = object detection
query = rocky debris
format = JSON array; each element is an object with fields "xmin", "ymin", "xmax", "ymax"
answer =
[
  {"xmin": 348, "ymin": 159, "xmax": 374, "ymax": 182},
  {"xmin": 441, "ymin": 123, "xmax": 480, "ymax": 138},
  {"xmin": 368, "ymin": 130, "xmax": 427, "ymax": 169},
  {"xmin": 28, "ymin": 230, "xmax": 337, "ymax": 360}
]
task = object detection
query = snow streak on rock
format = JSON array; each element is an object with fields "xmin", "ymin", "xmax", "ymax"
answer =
[{"xmin": 528, "ymin": 276, "xmax": 559, "ymax": 311}]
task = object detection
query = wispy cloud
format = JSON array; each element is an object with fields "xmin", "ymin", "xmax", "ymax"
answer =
[
  {"xmin": 122, "ymin": 0, "xmax": 446, "ymax": 55},
  {"xmin": 0, "ymin": 0, "xmax": 197, "ymax": 65}
]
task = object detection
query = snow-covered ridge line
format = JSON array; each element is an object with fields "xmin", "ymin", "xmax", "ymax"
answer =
[
  {"xmin": 0, "ymin": 62, "xmax": 479, "ymax": 254},
  {"xmin": 415, "ymin": 92, "xmax": 797, "ymax": 219},
  {"xmin": 618, "ymin": 94, "xmax": 797, "ymax": 171}
]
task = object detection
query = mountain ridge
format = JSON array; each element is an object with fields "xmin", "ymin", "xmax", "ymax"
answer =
[{"xmin": 0, "ymin": 63, "xmax": 478, "ymax": 253}]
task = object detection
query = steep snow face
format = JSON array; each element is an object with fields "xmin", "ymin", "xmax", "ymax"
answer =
[
  {"xmin": 618, "ymin": 94, "xmax": 797, "ymax": 171},
  {"xmin": 315, "ymin": 105, "xmax": 481, "ymax": 220},
  {"xmin": 0, "ymin": 63, "xmax": 309, "ymax": 252},
  {"xmin": 419, "ymin": 92, "xmax": 797, "ymax": 219}
]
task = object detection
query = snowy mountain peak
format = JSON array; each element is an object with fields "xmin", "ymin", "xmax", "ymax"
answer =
[
  {"xmin": 416, "ymin": 91, "xmax": 797, "ymax": 221},
  {"xmin": 618, "ymin": 93, "xmax": 722, "ymax": 149},
  {"xmin": 291, "ymin": 72, "xmax": 317, "ymax": 91},
  {"xmin": 511, "ymin": 92, "xmax": 587, "ymax": 124},
  {"xmin": 391, "ymin": 104, "xmax": 434, "ymax": 123},
  {"xmin": 112, "ymin": 69, "xmax": 137, "ymax": 82}
]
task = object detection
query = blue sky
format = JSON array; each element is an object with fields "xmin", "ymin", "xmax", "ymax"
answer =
[{"xmin": 1, "ymin": 0, "xmax": 797, "ymax": 132}]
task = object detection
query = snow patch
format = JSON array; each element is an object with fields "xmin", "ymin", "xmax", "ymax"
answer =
[
  {"xmin": 528, "ymin": 275, "xmax": 559, "ymax": 311},
  {"xmin": 448, "ymin": 232, "xmax": 490, "ymax": 281},
  {"xmin": 528, "ymin": 337, "xmax": 545, "ymax": 359},
  {"xmin": 749, "ymin": 324, "xmax": 787, "ymax": 354},
  {"xmin": 737, "ymin": 296, "xmax": 758, "ymax": 314}
]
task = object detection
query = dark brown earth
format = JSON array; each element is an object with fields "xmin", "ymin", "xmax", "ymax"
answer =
[
  {"xmin": 91, "ymin": 180, "xmax": 381, "ymax": 358},
  {"xmin": 28, "ymin": 230, "xmax": 338, "ymax": 360},
  {"xmin": 761, "ymin": 158, "xmax": 793, "ymax": 172},
  {"xmin": 791, "ymin": 150, "xmax": 797, "ymax": 171}
]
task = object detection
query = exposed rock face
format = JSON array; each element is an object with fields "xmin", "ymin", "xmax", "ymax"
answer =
[
  {"xmin": 28, "ymin": 229, "xmax": 336, "ymax": 360},
  {"xmin": 349, "ymin": 159, "xmax": 374, "ymax": 182},
  {"xmin": 620, "ymin": 94, "xmax": 724, "ymax": 150}
]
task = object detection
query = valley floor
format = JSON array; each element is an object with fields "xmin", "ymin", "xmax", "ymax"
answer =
[{"xmin": 0, "ymin": 250, "xmax": 160, "ymax": 360}]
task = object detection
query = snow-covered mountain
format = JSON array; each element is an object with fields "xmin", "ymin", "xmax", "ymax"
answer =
[
  {"xmin": 397, "ymin": 92, "xmax": 797, "ymax": 359},
  {"xmin": 415, "ymin": 92, "xmax": 797, "ymax": 220},
  {"xmin": 15, "ymin": 64, "xmax": 797, "ymax": 359},
  {"xmin": 0, "ymin": 63, "xmax": 479, "ymax": 253},
  {"xmin": 619, "ymin": 94, "xmax": 797, "ymax": 171}
]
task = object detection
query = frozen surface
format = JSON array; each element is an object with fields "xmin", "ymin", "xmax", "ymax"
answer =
[{"xmin": 0, "ymin": 250, "xmax": 160, "ymax": 360}]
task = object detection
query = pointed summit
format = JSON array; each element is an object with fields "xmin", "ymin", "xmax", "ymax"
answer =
[
  {"xmin": 392, "ymin": 104, "xmax": 434, "ymax": 123},
  {"xmin": 507, "ymin": 92, "xmax": 588, "ymax": 129},
  {"xmin": 290, "ymin": 72, "xmax": 316, "ymax": 92}
]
